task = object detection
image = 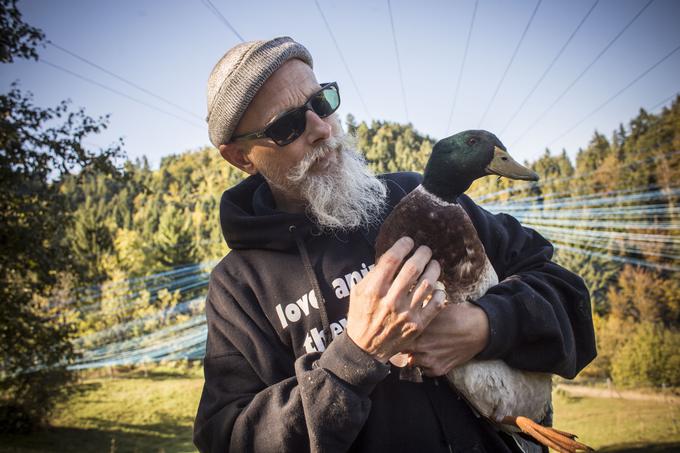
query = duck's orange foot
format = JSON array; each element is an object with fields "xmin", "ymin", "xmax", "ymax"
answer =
[{"xmin": 502, "ymin": 415, "xmax": 594, "ymax": 453}]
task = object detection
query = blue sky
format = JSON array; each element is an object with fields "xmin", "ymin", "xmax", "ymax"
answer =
[{"xmin": 3, "ymin": 0, "xmax": 679, "ymax": 167}]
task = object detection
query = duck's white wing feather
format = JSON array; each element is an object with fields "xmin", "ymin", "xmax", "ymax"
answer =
[{"xmin": 447, "ymin": 255, "xmax": 552, "ymax": 425}]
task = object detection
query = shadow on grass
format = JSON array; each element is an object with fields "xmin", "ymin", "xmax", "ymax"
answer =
[
  {"xmin": 0, "ymin": 422, "xmax": 195, "ymax": 453},
  {"xmin": 600, "ymin": 441, "xmax": 680, "ymax": 452},
  {"xmin": 83, "ymin": 370, "xmax": 201, "ymax": 382}
]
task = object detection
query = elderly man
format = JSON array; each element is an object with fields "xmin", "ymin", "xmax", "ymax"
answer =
[{"xmin": 193, "ymin": 37, "xmax": 595, "ymax": 453}]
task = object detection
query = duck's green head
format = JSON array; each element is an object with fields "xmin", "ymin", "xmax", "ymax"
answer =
[{"xmin": 423, "ymin": 130, "xmax": 538, "ymax": 202}]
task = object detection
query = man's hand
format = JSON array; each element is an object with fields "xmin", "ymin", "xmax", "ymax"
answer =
[
  {"xmin": 345, "ymin": 237, "xmax": 447, "ymax": 363},
  {"xmin": 405, "ymin": 302, "xmax": 490, "ymax": 376}
]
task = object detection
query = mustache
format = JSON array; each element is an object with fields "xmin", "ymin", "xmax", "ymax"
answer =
[{"xmin": 287, "ymin": 134, "xmax": 345, "ymax": 182}]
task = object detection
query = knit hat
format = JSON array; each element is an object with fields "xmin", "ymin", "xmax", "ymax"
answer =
[{"xmin": 206, "ymin": 37, "xmax": 314, "ymax": 147}]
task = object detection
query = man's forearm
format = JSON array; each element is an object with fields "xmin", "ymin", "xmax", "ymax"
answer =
[{"xmin": 195, "ymin": 333, "xmax": 389, "ymax": 453}]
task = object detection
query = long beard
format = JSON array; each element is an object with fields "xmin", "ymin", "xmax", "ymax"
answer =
[{"xmin": 275, "ymin": 128, "xmax": 388, "ymax": 231}]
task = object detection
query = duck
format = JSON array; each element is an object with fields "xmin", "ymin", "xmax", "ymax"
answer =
[{"xmin": 374, "ymin": 130, "xmax": 591, "ymax": 453}]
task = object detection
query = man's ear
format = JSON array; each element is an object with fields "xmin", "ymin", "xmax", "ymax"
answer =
[{"xmin": 219, "ymin": 143, "xmax": 258, "ymax": 175}]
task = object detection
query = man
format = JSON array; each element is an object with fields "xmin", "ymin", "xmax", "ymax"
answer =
[{"xmin": 194, "ymin": 37, "xmax": 596, "ymax": 452}]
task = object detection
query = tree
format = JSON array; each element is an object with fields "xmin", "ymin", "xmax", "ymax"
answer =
[
  {"xmin": 611, "ymin": 322, "xmax": 680, "ymax": 387},
  {"xmin": 0, "ymin": 1, "xmax": 124, "ymax": 431},
  {"xmin": 155, "ymin": 203, "xmax": 197, "ymax": 268},
  {"xmin": 0, "ymin": 0, "xmax": 44, "ymax": 63}
]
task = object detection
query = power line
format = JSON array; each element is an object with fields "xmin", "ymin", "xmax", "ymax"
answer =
[
  {"xmin": 499, "ymin": 0, "xmax": 599, "ymax": 136},
  {"xmin": 200, "ymin": 0, "xmax": 244, "ymax": 42},
  {"xmin": 546, "ymin": 42, "xmax": 680, "ymax": 146},
  {"xmin": 41, "ymin": 59, "xmax": 205, "ymax": 129},
  {"xmin": 387, "ymin": 0, "xmax": 408, "ymax": 122},
  {"xmin": 511, "ymin": 0, "xmax": 655, "ymax": 147},
  {"xmin": 650, "ymin": 91, "xmax": 679, "ymax": 111},
  {"xmin": 477, "ymin": 0, "xmax": 542, "ymax": 127},
  {"xmin": 314, "ymin": 0, "xmax": 371, "ymax": 118},
  {"xmin": 445, "ymin": 0, "xmax": 478, "ymax": 135},
  {"xmin": 48, "ymin": 41, "xmax": 203, "ymax": 121}
]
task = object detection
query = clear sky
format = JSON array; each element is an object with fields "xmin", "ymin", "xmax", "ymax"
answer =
[{"xmin": 3, "ymin": 0, "xmax": 679, "ymax": 167}]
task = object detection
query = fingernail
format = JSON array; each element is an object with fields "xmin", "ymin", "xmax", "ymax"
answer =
[{"xmin": 401, "ymin": 236, "xmax": 414, "ymax": 247}]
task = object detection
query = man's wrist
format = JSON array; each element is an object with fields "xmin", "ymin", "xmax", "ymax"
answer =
[
  {"xmin": 467, "ymin": 302, "xmax": 490, "ymax": 356},
  {"xmin": 345, "ymin": 327, "xmax": 390, "ymax": 364},
  {"xmin": 317, "ymin": 332, "xmax": 390, "ymax": 396}
]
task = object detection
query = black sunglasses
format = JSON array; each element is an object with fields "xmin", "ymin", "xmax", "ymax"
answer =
[{"xmin": 231, "ymin": 82, "xmax": 340, "ymax": 146}]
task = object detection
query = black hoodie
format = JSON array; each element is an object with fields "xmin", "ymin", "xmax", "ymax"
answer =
[{"xmin": 193, "ymin": 172, "xmax": 596, "ymax": 453}]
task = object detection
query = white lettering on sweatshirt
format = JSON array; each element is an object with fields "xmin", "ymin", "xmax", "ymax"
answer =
[
  {"xmin": 274, "ymin": 263, "xmax": 374, "ymax": 330},
  {"xmin": 303, "ymin": 318, "xmax": 348, "ymax": 352}
]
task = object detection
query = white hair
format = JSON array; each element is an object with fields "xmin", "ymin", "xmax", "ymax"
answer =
[{"xmin": 283, "ymin": 120, "xmax": 388, "ymax": 231}]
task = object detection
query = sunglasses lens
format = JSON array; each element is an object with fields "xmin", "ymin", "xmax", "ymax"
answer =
[
  {"xmin": 311, "ymin": 85, "xmax": 340, "ymax": 118},
  {"xmin": 262, "ymin": 83, "xmax": 340, "ymax": 146},
  {"xmin": 266, "ymin": 108, "xmax": 307, "ymax": 146}
]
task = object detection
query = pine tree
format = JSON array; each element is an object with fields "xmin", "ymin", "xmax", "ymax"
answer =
[{"xmin": 155, "ymin": 203, "xmax": 197, "ymax": 268}]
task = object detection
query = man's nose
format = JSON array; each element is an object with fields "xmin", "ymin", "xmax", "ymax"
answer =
[{"xmin": 304, "ymin": 109, "xmax": 332, "ymax": 145}]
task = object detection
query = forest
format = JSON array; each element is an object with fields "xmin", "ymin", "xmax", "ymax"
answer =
[
  {"xmin": 53, "ymin": 99, "xmax": 680, "ymax": 390},
  {"xmin": 1, "ymin": 0, "xmax": 678, "ymax": 433},
  {"xmin": 3, "ymin": 97, "xmax": 679, "ymax": 432}
]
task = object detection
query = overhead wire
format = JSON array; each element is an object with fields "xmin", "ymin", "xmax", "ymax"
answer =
[
  {"xmin": 387, "ymin": 0, "xmax": 409, "ymax": 122},
  {"xmin": 445, "ymin": 0, "xmax": 478, "ymax": 134},
  {"xmin": 510, "ymin": 0, "xmax": 655, "ymax": 147},
  {"xmin": 34, "ymin": 2, "xmax": 680, "ymax": 370},
  {"xmin": 546, "ymin": 42, "xmax": 680, "ymax": 146},
  {"xmin": 650, "ymin": 91, "xmax": 680, "ymax": 112},
  {"xmin": 200, "ymin": 0, "xmax": 245, "ymax": 42},
  {"xmin": 41, "ymin": 59, "xmax": 205, "ymax": 129},
  {"xmin": 499, "ymin": 0, "xmax": 599, "ymax": 136},
  {"xmin": 477, "ymin": 0, "xmax": 542, "ymax": 127},
  {"xmin": 47, "ymin": 41, "xmax": 204, "ymax": 121},
  {"xmin": 314, "ymin": 0, "xmax": 371, "ymax": 118}
]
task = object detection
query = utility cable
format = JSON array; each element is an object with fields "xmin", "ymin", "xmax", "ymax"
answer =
[
  {"xmin": 478, "ymin": 0, "xmax": 542, "ymax": 127},
  {"xmin": 499, "ymin": 0, "xmax": 599, "ymax": 135},
  {"xmin": 650, "ymin": 91, "xmax": 679, "ymax": 111},
  {"xmin": 200, "ymin": 0, "xmax": 245, "ymax": 42},
  {"xmin": 41, "ymin": 59, "xmax": 205, "ymax": 129},
  {"xmin": 511, "ymin": 0, "xmax": 655, "ymax": 147},
  {"xmin": 314, "ymin": 0, "xmax": 371, "ymax": 118},
  {"xmin": 547, "ymin": 42, "xmax": 680, "ymax": 146},
  {"xmin": 48, "ymin": 41, "xmax": 203, "ymax": 121},
  {"xmin": 387, "ymin": 0, "xmax": 408, "ymax": 122},
  {"xmin": 445, "ymin": 0, "xmax": 478, "ymax": 134}
]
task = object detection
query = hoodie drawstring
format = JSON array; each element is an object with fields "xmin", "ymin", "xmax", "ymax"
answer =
[{"xmin": 289, "ymin": 225, "xmax": 333, "ymax": 349}]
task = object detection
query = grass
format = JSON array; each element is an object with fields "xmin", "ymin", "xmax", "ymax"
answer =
[
  {"xmin": 552, "ymin": 389, "xmax": 680, "ymax": 452},
  {"xmin": 1, "ymin": 367, "xmax": 679, "ymax": 452},
  {"xmin": 0, "ymin": 366, "xmax": 203, "ymax": 453}
]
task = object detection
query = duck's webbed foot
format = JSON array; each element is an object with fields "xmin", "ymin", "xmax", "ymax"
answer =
[{"xmin": 502, "ymin": 416, "xmax": 593, "ymax": 453}]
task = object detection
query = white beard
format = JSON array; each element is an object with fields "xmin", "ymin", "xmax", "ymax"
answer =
[{"xmin": 266, "ymin": 123, "xmax": 387, "ymax": 231}]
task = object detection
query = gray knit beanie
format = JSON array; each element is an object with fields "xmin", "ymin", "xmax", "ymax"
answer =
[{"xmin": 206, "ymin": 36, "xmax": 314, "ymax": 147}]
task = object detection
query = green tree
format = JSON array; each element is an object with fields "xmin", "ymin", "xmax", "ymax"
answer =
[
  {"xmin": 611, "ymin": 322, "xmax": 680, "ymax": 387},
  {"xmin": 0, "ymin": 1, "xmax": 124, "ymax": 431},
  {"xmin": 155, "ymin": 203, "xmax": 197, "ymax": 268},
  {"xmin": 0, "ymin": 0, "xmax": 43, "ymax": 63}
]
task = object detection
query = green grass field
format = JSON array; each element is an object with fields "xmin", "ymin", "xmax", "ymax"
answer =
[{"xmin": 1, "ymin": 366, "xmax": 679, "ymax": 452}]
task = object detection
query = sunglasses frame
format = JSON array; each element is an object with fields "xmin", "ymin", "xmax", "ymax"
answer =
[{"xmin": 231, "ymin": 82, "xmax": 340, "ymax": 146}]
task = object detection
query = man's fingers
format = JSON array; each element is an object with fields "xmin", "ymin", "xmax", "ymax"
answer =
[
  {"xmin": 409, "ymin": 260, "xmax": 441, "ymax": 309},
  {"xmin": 372, "ymin": 237, "xmax": 415, "ymax": 287},
  {"xmin": 388, "ymin": 245, "xmax": 432, "ymax": 299},
  {"xmin": 419, "ymin": 288, "xmax": 447, "ymax": 326}
]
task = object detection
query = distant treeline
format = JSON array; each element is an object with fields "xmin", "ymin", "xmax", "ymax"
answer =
[{"xmin": 57, "ymin": 97, "xmax": 679, "ymax": 388}]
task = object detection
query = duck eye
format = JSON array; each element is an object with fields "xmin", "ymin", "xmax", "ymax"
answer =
[{"xmin": 467, "ymin": 137, "xmax": 477, "ymax": 146}]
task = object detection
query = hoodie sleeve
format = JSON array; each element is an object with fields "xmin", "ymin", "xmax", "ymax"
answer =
[
  {"xmin": 193, "ymin": 272, "xmax": 390, "ymax": 453},
  {"xmin": 458, "ymin": 195, "xmax": 597, "ymax": 379}
]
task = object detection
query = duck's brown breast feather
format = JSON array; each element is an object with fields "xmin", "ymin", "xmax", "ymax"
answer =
[{"xmin": 375, "ymin": 186, "xmax": 488, "ymax": 295}]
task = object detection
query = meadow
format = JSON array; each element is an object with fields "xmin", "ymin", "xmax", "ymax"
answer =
[{"xmin": 1, "ymin": 365, "xmax": 679, "ymax": 453}]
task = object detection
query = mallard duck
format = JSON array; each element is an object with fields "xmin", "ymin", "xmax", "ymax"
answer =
[{"xmin": 375, "ymin": 130, "xmax": 591, "ymax": 453}]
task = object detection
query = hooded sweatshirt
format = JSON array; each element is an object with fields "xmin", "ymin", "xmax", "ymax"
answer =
[{"xmin": 193, "ymin": 172, "xmax": 596, "ymax": 453}]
